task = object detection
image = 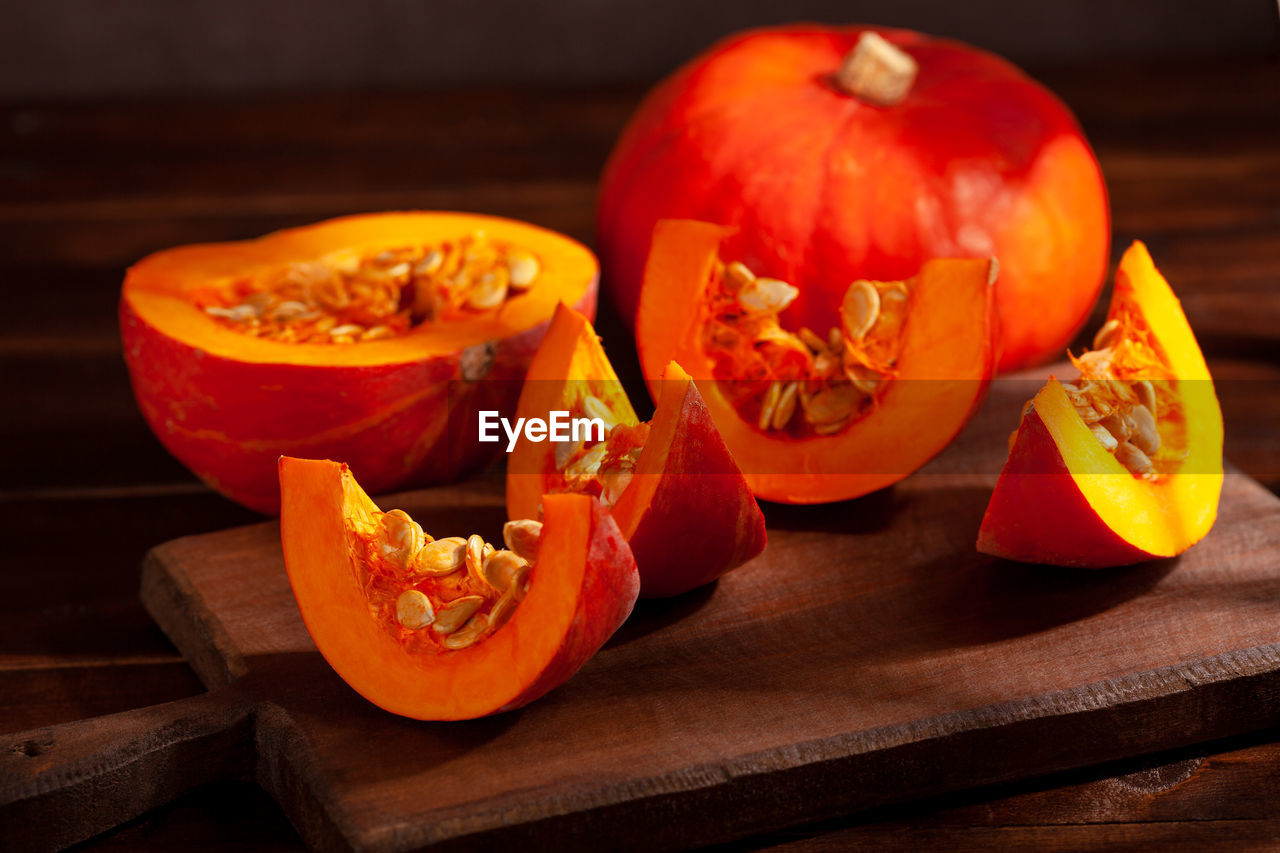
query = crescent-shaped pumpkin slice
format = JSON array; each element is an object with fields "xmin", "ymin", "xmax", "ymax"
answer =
[
  {"xmin": 506, "ymin": 303, "xmax": 766, "ymax": 597},
  {"xmin": 636, "ymin": 219, "xmax": 998, "ymax": 504},
  {"xmin": 977, "ymin": 241, "xmax": 1223, "ymax": 567},
  {"xmin": 122, "ymin": 212, "xmax": 598, "ymax": 513},
  {"xmin": 279, "ymin": 456, "xmax": 638, "ymax": 720}
]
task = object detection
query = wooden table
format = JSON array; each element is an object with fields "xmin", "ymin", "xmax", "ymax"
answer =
[{"xmin": 2, "ymin": 59, "xmax": 1279, "ymax": 849}]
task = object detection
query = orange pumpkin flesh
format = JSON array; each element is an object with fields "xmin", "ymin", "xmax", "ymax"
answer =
[
  {"xmin": 598, "ymin": 24, "xmax": 1109, "ymax": 372},
  {"xmin": 977, "ymin": 242, "xmax": 1223, "ymax": 567},
  {"xmin": 121, "ymin": 212, "xmax": 598, "ymax": 514},
  {"xmin": 636, "ymin": 219, "xmax": 997, "ymax": 505},
  {"xmin": 279, "ymin": 456, "xmax": 638, "ymax": 720},
  {"xmin": 507, "ymin": 304, "xmax": 766, "ymax": 597}
]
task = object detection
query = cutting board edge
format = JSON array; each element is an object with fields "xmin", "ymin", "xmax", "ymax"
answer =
[
  {"xmin": 141, "ymin": 542, "xmax": 248, "ymax": 689},
  {"xmin": 352, "ymin": 640, "xmax": 1280, "ymax": 851}
]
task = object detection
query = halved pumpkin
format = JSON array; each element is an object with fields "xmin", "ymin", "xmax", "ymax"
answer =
[
  {"xmin": 636, "ymin": 219, "xmax": 997, "ymax": 504},
  {"xmin": 977, "ymin": 241, "xmax": 1223, "ymax": 567},
  {"xmin": 507, "ymin": 303, "xmax": 766, "ymax": 597},
  {"xmin": 122, "ymin": 212, "xmax": 597, "ymax": 514},
  {"xmin": 279, "ymin": 456, "xmax": 638, "ymax": 719}
]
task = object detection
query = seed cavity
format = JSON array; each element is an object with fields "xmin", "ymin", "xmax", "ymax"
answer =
[
  {"xmin": 198, "ymin": 233, "xmax": 542, "ymax": 344},
  {"xmin": 1061, "ymin": 314, "xmax": 1176, "ymax": 479}
]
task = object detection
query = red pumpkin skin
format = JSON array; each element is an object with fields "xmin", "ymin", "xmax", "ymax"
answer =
[
  {"xmin": 121, "ymin": 297, "xmax": 593, "ymax": 515},
  {"xmin": 624, "ymin": 376, "xmax": 768, "ymax": 597},
  {"xmin": 598, "ymin": 24, "xmax": 1110, "ymax": 372}
]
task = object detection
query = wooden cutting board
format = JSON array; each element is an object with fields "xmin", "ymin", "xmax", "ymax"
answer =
[{"xmin": 5, "ymin": 377, "xmax": 1280, "ymax": 851}]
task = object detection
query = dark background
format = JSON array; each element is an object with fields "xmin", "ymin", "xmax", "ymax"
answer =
[{"xmin": 2, "ymin": 0, "xmax": 1277, "ymax": 98}]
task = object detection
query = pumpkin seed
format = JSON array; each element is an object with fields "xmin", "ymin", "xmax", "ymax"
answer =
[
  {"xmin": 378, "ymin": 509, "xmax": 426, "ymax": 567},
  {"xmin": 1089, "ymin": 423, "xmax": 1119, "ymax": 453},
  {"xmin": 507, "ymin": 250, "xmax": 540, "ymax": 289},
  {"xmin": 442, "ymin": 613, "xmax": 489, "ymax": 650},
  {"xmin": 465, "ymin": 269, "xmax": 509, "ymax": 310},
  {"xmin": 803, "ymin": 384, "xmax": 861, "ymax": 425},
  {"xmin": 1115, "ymin": 441, "xmax": 1155, "ymax": 476},
  {"xmin": 581, "ymin": 395, "xmax": 616, "ymax": 429},
  {"xmin": 483, "ymin": 549, "xmax": 528, "ymax": 592},
  {"xmin": 565, "ymin": 441, "xmax": 609, "ymax": 478},
  {"xmin": 1093, "ymin": 318, "xmax": 1122, "ymax": 351},
  {"xmin": 415, "ymin": 250, "xmax": 444, "ymax": 276},
  {"xmin": 410, "ymin": 536, "xmax": 467, "ymax": 577},
  {"xmin": 797, "ymin": 327, "xmax": 827, "ymax": 353},
  {"xmin": 432, "ymin": 595, "xmax": 485, "ymax": 635},
  {"xmin": 1130, "ymin": 404, "xmax": 1161, "ymax": 455},
  {"xmin": 1100, "ymin": 410, "xmax": 1136, "ymax": 444},
  {"xmin": 738, "ymin": 277, "xmax": 799, "ymax": 314},
  {"xmin": 841, "ymin": 281, "xmax": 880, "ymax": 341},
  {"xmin": 487, "ymin": 596, "xmax": 517, "ymax": 631},
  {"xmin": 772, "ymin": 381, "xmax": 799, "ymax": 430},
  {"xmin": 503, "ymin": 519, "xmax": 543, "ymax": 561},
  {"xmin": 1133, "ymin": 379, "xmax": 1157, "ymax": 417},
  {"xmin": 724, "ymin": 261, "xmax": 756, "ymax": 291},
  {"xmin": 395, "ymin": 589, "xmax": 435, "ymax": 630},
  {"xmin": 465, "ymin": 534, "xmax": 495, "ymax": 591},
  {"xmin": 843, "ymin": 359, "xmax": 882, "ymax": 396},
  {"xmin": 758, "ymin": 380, "xmax": 782, "ymax": 430}
]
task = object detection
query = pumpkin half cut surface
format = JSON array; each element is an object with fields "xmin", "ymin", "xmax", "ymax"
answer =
[
  {"xmin": 507, "ymin": 303, "xmax": 767, "ymax": 597},
  {"xmin": 122, "ymin": 212, "xmax": 598, "ymax": 514},
  {"xmin": 636, "ymin": 218, "xmax": 998, "ymax": 504},
  {"xmin": 978, "ymin": 241, "xmax": 1223, "ymax": 567},
  {"xmin": 279, "ymin": 456, "xmax": 639, "ymax": 720}
]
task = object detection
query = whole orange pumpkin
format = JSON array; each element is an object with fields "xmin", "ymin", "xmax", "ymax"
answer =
[{"xmin": 598, "ymin": 25, "xmax": 1109, "ymax": 371}]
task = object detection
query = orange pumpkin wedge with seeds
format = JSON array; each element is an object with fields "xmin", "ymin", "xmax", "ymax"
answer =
[
  {"xmin": 636, "ymin": 219, "xmax": 998, "ymax": 504},
  {"xmin": 280, "ymin": 456, "xmax": 638, "ymax": 720},
  {"xmin": 121, "ymin": 212, "xmax": 597, "ymax": 514},
  {"xmin": 977, "ymin": 241, "xmax": 1223, "ymax": 567},
  {"xmin": 507, "ymin": 303, "xmax": 767, "ymax": 597}
]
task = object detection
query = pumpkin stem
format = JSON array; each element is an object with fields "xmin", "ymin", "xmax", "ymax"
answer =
[{"xmin": 835, "ymin": 32, "xmax": 917, "ymax": 106}]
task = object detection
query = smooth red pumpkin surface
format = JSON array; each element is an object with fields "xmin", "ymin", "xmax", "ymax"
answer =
[
  {"xmin": 507, "ymin": 303, "xmax": 766, "ymax": 597},
  {"xmin": 121, "ymin": 212, "xmax": 597, "ymax": 513},
  {"xmin": 978, "ymin": 242, "xmax": 1223, "ymax": 567},
  {"xmin": 279, "ymin": 456, "xmax": 638, "ymax": 720},
  {"xmin": 598, "ymin": 24, "xmax": 1109, "ymax": 371},
  {"xmin": 636, "ymin": 219, "xmax": 996, "ymax": 505}
]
